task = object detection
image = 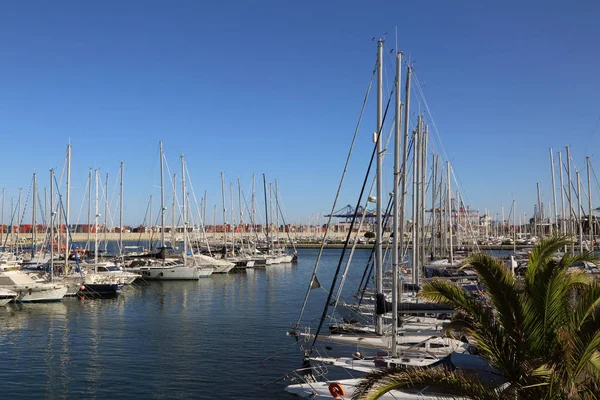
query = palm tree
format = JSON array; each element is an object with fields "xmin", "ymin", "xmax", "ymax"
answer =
[{"xmin": 352, "ymin": 236, "xmax": 600, "ymax": 400}]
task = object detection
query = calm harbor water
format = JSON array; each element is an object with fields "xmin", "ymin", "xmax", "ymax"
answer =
[{"xmin": 0, "ymin": 248, "xmax": 372, "ymax": 399}]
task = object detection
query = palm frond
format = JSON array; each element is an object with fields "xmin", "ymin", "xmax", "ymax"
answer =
[
  {"xmin": 351, "ymin": 367, "xmax": 506, "ymax": 400},
  {"xmin": 525, "ymin": 236, "xmax": 571, "ymax": 288},
  {"xmin": 466, "ymin": 253, "xmax": 523, "ymax": 341}
]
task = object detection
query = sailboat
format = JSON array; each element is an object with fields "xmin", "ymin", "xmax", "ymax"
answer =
[
  {"xmin": 285, "ymin": 43, "xmax": 474, "ymax": 399},
  {"xmin": 138, "ymin": 143, "xmax": 211, "ymax": 280}
]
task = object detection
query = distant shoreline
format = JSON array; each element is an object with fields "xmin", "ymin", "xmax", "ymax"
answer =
[{"xmin": 3, "ymin": 232, "xmax": 532, "ymax": 252}]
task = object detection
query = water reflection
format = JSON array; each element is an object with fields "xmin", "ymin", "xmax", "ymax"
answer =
[{"xmin": 0, "ymin": 249, "xmax": 373, "ymax": 399}]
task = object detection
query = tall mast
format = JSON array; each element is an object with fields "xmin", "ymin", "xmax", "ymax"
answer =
[
  {"xmin": 400, "ymin": 63, "xmax": 411, "ymax": 278},
  {"xmin": 171, "ymin": 173, "xmax": 176, "ymax": 248},
  {"xmin": 119, "ymin": 161, "xmax": 124, "ymax": 255},
  {"xmin": 411, "ymin": 116, "xmax": 420, "ymax": 285},
  {"xmin": 550, "ymin": 148, "xmax": 558, "ymax": 236},
  {"xmin": 391, "ymin": 51, "xmax": 402, "ymax": 357},
  {"xmin": 587, "ymin": 156, "xmax": 594, "ymax": 250},
  {"xmin": 431, "ymin": 155, "xmax": 438, "ymax": 260},
  {"xmin": 87, "ymin": 168, "xmax": 92, "ymax": 251},
  {"xmin": 221, "ymin": 172, "xmax": 227, "ymax": 250},
  {"xmin": 95, "ymin": 169, "xmax": 99, "ymax": 265},
  {"xmin": 238, "ymin": 178, "xmax": 244, "ymax": 251},
  {"xmin": 149, "ymin": 195, "xmax": 153, "ymax": 250},
  {"xmin": 447, "ymin": 161, "xmax": 453, "ymax": 265},
  {"xmin": 203, "ymin": 190, "xmax": 207, "ymax": 229},
  {"xmin": 536, "ymin": 183, "xmax": 542, "ymax": 238},
  {"xmin": 181, "ymin": 155, "xmax": 187, "ymax": 263},
  {"xmin": 577, "ymin": 171, "xmax": 583, "ymax": 252},
  {"xmin": 558, "ymin": 151, "xmax": 566, "ymax": 238},
  {"xmin": 159, "ymin": 142, "xmax": 166, "ymax": 253},
  {"xmin": 104, "ymin": 173, "xmax": 108, "ymax": 252},
  {"xmin": 64, "ymin": 144, "xmax": 71, "ymax": 270},
  {"xmin": 566, "ymin": 146, "xmax": 574, "ymax": 253},
  {"xmin": 269, "ymin": 182, "xmax": 274, "ymax": 244},
  {"xmin": 251, "ymin": 174, "xmax": 256, "ymax": 233},
  {"xmin": 49, "ymin": 169, "xmax": 54, "ymax": 282},
  {"xmin": 420, "ymin": 123, "xmax": 428, "ymax": 271},
  {"xmin": 375, "ymin": 38, "xmax": 384, "ymax": 336},
  {"xmin": 230, "ymin": 181, "xmax": 235, "ymax": 254},
  {"xmin": 32, "ymin": 173, "xmax": 37, "ymax": 257},
  {"xmin": 263, "ymin": 173, "xmax": 269, "ymax": 251}
]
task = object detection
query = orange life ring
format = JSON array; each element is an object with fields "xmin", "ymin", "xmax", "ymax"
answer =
[{"xmin": 328, "ymin": 382, "xmax": 345, "ymax": 398}]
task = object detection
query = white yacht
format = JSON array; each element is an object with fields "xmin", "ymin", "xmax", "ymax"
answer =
[
  {"xmin": 0, "ymin": 269, "xmax": 68, "ymax": 302},
  {"xmin": 89, "ymin": 262, "xmax": 141, "ymax": 284},
  {"xmin": 191, "ymin": 254, "xmax": 234, "ymax": 274},
  {"xmin": 138, "ymin": 259, "xmax": 212, "ymax": 280}
]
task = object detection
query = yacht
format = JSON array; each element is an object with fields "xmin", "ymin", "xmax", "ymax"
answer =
[{"xmin": 0, "ymin": 268, "xmax": 67, "ymax": 302}]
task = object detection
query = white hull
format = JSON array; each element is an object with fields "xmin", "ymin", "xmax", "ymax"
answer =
[
  {"xmin": 0, "ymin": 270, "xmax": 68, "ymax": 302},
  {"xmin": 266, "ymin": 254, "xmax": 294, "ymax": 265},
  {"xmin": 300, "ymin": 331, "xmax": 466, "ymax": 354},
  {"xmin": 285, "ymin": 378, "xmax": 467, "ymax": 399},
  {"xmin": 140, "ymin": 265, "xmax": 203, "ymax": 280},
  {"xmin": 17, "ymin": 286, "xmax": 69, "ymax": 302}
]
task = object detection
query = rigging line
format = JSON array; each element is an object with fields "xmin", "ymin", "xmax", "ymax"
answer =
[
  {"xmin": 294, "ymin": 61, "xmax": 378, "ymax": 329},
  {"xmin": 184, "ymin": 164, "xmax": 213, "ymax": 257},
  {"xmin": 334, "ymin": 115, "xmax": 401, "ymax": 306},
  {"xmin": 309, "ymin": 81, "xmax": 396, "ymax": 352},
  {"xmin": 273, "ymin": 185, "xmax": 297, "ymax": 255}
]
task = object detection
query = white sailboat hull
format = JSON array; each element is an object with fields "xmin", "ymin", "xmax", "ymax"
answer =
[
  {"xmin": 285, "ymin": 378, "xmax": 467, "ymax": 399},
  {"xmin": 139, "ymin": 265, "xmax": 203, "ymax": 280}
]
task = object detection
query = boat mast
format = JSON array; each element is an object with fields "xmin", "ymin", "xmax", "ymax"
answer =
[
  {"xmin": 95, "ymin": 169, "xmax": 99, "ymax": 265},
  {"xmin": 32, "ymin": 173, "xmax": 37, "ymax": 257},
  {"xmin": 87, "ymin": 168, "xmax": 92, "ymax": 252},
  {"xmin": 447, "ymin": 161, "xmax": 453, "ymax": 265},
  {"xmin": 238, "ymin": 178, "xmax": 244, "ymax": 252},
  {"xmin": 16, "ymin": 189, "xmax": 21, "ymax": 254},
  {"xmin": 119, "ymin": 161, "xmax": 124, "ymax": 255},
  {"xmin": 270, "ymin": 182, "xmax": 275, "ymax": 246},
  {"xmin": 171, "ymin": 173, "xmax": 176, "ymax": 249},
  {"xmin": 411, "ymin": 118, "xmax": 420, "ymax": 285},
  {"xmin": 391, "ymin": 51, "xmax": 402, "ymax": 358},
  {"xmin": 536, "ymin": 183, "xmax": 542, "ymax": 238},
  {"xmin": 558, "ymin": 151, "xmax": 566, "ymax": 241},
  {"xmin": 65, "ymin": 144, "xmax": 71, "ymax": 271},
  {"xmin": 149, "ymin": 195, "xmax": 152, "ymax": 250},
  {"xmin": 375, "ymin": 38, "xmax": 384, "ymax": 336},
  {"xmin": 420, "ymin": 122, "xmax": 428, "ymax": 273},
  {"xmin": 587, "ymin": 156, "xmax": 594, "ymax": 250},
  {"xmin": 181, "ymin": 155, "xmax": 187, "ymax": 263},
  {"xmin": 566, "ymin": 146, "xmax": 574, "ymax": 253},
  {"xmin": 400, "ymin": 63, "xmax": 411, "ymax": 275},
  {"xmin": 550, "ymin": 148, "xmax": 558, "ymax": 236},
  {"xmin": 49, "ymin": 169, "xmax": 54, "ymax": 282},
  {"xmin": 431, "ymin": 155, "xmax": 438, "ymax": 260},
  {"xmin": 104, "ymin": 173, "xmax": 109, "ymax": 253},
  {"xmin": 230, "ymin": 181, "xmax": 235, "ymax": 255},
  {"xmin": 577, "ymin": 171, "xmax": 583, "ymax": 252},
  {"xmin": 221, "ymin": 172, "xmax": 227, "ymax": 251},
  {"xmin": 159, "ymin": 142, "xmax": 166, "ymax": 264},
  {"xmin": 251, "ymin": 174, "xmax": 256, "ymax": 235},
  {"xmin": 263, "ymin": 173, "xmax": 269, "ymax": 252}
]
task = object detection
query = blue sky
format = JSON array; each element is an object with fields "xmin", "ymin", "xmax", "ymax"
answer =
[{"xmin": 0, "ymin": 0, "xmax": 599, "ymax": 227}]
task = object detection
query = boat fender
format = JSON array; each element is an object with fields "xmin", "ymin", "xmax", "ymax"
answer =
[{"xmin": 328, "ymin": 382, "xmax": 345, "ymax": 398}]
